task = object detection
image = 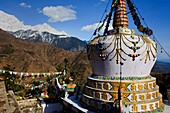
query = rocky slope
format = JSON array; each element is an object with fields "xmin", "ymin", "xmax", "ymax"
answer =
[{"xmin": 0, "ymin": 29, "xmax": 90, "ymax": 76}]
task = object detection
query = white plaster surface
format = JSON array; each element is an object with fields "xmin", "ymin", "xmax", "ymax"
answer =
[
  {"xmin": 42, "ymin": 103, "xmax": 63, "ymax": 113},
  {"xmin": 63, "ymin": 96, "xmax": 94, "ymax": 113},
  {"xmin": 89, "ymin": 35, "xmax": 157, "ymax": 77}
]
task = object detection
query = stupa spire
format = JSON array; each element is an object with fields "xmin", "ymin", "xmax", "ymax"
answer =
[
  {"xmin": 80, "ymin": 0, "xmax": 164, "ymax": 112},
  {"xmin": 113, "ymin": 0, "xmax": 128, "ymax": 28}
]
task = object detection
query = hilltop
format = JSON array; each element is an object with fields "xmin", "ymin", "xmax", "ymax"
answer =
[{"xmin": 0, "ymin": 29, "xmax": 91, "ymax": 76}]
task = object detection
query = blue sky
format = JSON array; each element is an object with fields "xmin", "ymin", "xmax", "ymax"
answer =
[{"xmin": 0, "ymin": 0, "xmax": 170, "ymax": 61}]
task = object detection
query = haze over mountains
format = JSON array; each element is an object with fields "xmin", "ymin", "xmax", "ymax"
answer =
[
  {"xmin": 0, "ymin": 10, "xmax": 87, "ymax": 51},
  {"xmin": 152, "ymin": 61, "xmax": 170, "ymax": 73}
]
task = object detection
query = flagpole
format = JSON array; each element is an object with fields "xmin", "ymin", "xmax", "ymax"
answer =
[{"xmin": 119, "ymin": 35, "xmax": 123, "ymax": 113}]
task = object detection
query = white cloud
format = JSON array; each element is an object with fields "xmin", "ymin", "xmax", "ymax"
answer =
[
  {"xmin": 19, "ymin": 3, "xmax": 31, "ymax": 8},
  {"xmin": 81, "ymin": 23, "xmax": 99, "ymax": 31},
  {"xmin": 42, "ymin": 6, "xmax": 76, "ymax": 22},
  {"xmin": 81, "ymin": 21, "xmax": 113, "ymax": 32},
  {"xmin": 95, "ymin": 0, "xmax": 106, "ymax": 7},
  {"xmin": 37, "ymin": 8, "xmax": 42, "ymax": 13}
]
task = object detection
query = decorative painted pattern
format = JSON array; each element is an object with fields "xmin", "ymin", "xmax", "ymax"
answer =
[
  {"xmin": 81, "ymin": 74, "xmax": 164, "ymax": 112},
  {"xmin": 87, "ymin": 75, "xmax": 157, "ymax": 91},
  {"xmin": 84, "ymin": 85, "xmax": 160, "ymax": 102},
  {"xmin": 88, "ymin": 31, "xmax": 157, "ymax": 63},
  {"xmin": 80, "ymin": 94, "xmax": 164, "ymax": 113},
  {"xmin": 91, "ymin": 74, "xmax": 152, "ymax": 80}
]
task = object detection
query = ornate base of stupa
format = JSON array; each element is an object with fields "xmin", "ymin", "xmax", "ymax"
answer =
[{"xmin": 80, "ymin": 75, "xmax": 164, "ymax": 112}]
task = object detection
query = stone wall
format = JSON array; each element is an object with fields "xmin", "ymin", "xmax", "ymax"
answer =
[
  {"xmin": 17, "ymin": 99, "xmax": 43, "ymax": 113},
  {"xmin": 0, "ymin": 81, "xmax": 10, "ymax": 113},
  {"xmin": 0, "ymin": 81, "xmax": 43, "ymax": 113},
  {"xmin": 7, "ymin": 90, "xmax": 22, "ymax": 113}
]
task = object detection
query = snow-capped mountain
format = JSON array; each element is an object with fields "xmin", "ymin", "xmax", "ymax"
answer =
[
  {"xmin": 0, "ymin": 10, "xmax": 87, "ymax": 51},
  {"xmin": 0, "ymin": 10, "xmax": 67, "ymax": 35},
  {"xmin": 10, "ymin": 29, "xmax": 87, "ymax": 51}
]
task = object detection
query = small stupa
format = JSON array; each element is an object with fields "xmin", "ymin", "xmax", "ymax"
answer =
[{"xmin": 80, "ymin": 0, "xmax": 165, "ymax": 112}]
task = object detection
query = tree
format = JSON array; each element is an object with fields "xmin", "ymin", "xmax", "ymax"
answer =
[
  {"xmin": 2, "ymin": 65, "xmax": 15, "ymax": 91},
  {"xmin": 64, "ymin": 58, "xmax": 68, "ymax": 72},
  {"xmin": 56, "ymin": 64, "xmax": 63, "ymax": 72}
]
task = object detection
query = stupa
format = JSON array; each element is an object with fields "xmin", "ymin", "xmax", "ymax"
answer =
[{"xmin": 80, "ymin": 0, "xmax": 165, "ymax": 112}]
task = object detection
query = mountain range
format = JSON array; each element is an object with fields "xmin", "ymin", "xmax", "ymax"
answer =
[
  {"xmin": 10, "ymin": 30, "xmax": 87, "ymax": 51},
  {"xmin": 152, "ymin": 61, "xmax": 170, "ymax": 73},
  {"xmin": 0, "ymin": 28, "xmax": 91, "ymax": 87},
  {"xmin": 0, "ymin": 10, "xmax": 87, "ymax": 51}
]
